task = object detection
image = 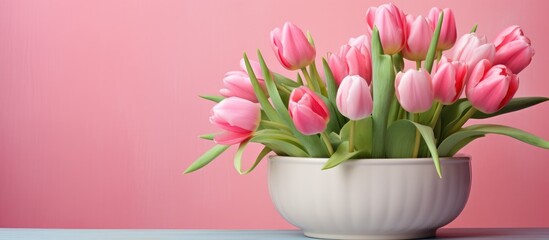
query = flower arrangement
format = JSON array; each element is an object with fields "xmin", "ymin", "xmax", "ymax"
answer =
[{"xmin": 185, "ymin": 3, "xmax": 548, "ymax": 176}]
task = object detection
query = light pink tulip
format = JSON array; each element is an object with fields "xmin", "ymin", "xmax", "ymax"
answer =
[
  {"xmin": 452, "ymin": 33, "xmax": 495, "ymax": 72},
  {"xmin": 219, "ymin": 59, "xmax": 267, "ymax": 102},
  {"xmin": 365, "ymin": 3, "xmax": 407, "ymax": 55},
  {"xmin": 210, "ymin": 97, "xmax": 261, "ymax": 145},
  {"xmin": 427, "ymin": 7, "xmax": 457, "ymax": 51},
  {"xmin": 348, "ymin": 34, "xmax": 372, "ymax": 58},
  {"xmin": 336, "ymin": 75, "xmax": 373, "ymax": 120},
  {"xmin": 347, "ymin": 35, "xmax": 373, "ymax": 83},
  {"xmin": 327, "ymin": 44, "xmax": 372, "ymax": 85},
  {"xmin": 239, "ymin": 58, "xmax": 264, "ymax": 79},
  {"xmin": 395, "ymin": 69, "xmax": 434, "ymax": 113},
  {"xmin": 466, "ymin": 59, "xmax": 519, "ymax": 114},
  {"xmin": 271, "ymin": 22, "xmax": 316, "ymax": 70},
  {"xmin": 493, "ymin": 25, "xmax": 534, "ymax": 74},
  {"xmin": 288, "ymin": 87, "xmax": 329, "ymax": 135},
  {"xmin": 402, "ymin": 15, "xmax": 433, "ymax": 61},
  {"xmin": 432, "ymin": 57, "xmax": 467, "ymax": 104}
]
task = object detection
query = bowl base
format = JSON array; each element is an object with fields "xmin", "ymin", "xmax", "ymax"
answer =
[{"xmin": 303, "ymin": 230, "xmax": 436, "ymax": 240}]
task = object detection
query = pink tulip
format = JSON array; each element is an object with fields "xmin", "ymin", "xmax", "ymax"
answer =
[
  {"xmin": 336, "ymin": 75, "xmax": 373, "ymax": 120},
  {"xmin": 347, "ymin": 35, "xmax": 373, "ymax": 83},
  {"xmin": 427, "ymin": 7, "xmax": 457, "ymax": 51},
  {"xmin": 365, "ymin": 3, "xmax": 407, "ymax": 55},
  {"xmin": 288, "ymin": 87, "xmax": 329, "ymax": 135},
  {"xmin": 466, "ymin": 59, "xmax": 519, "ymax": 114},
  {"xmin": 348, "ymin": 34, "xmax": 372, "ymax": 58},
  {"xmin": 402, "ymin": 15, "xmax": 433, "ymax": 61},
  {"xmin": 239, "ymin": 58, "xmax": 264, "ymax": 79},
  {"xmin": 219, "ymin": 59, "xmax": 267, "ymax": 102},
  {"xmin": 271, "ymin": 22, "xmax": 316, "ymax": 70},
  {"xmin": 452, "ymin": 33, "xmax": 495, "ymax": 71},
  {"xmin": 327, "ymin": 44, "xmax": 372, "ymax": 86},
  {"xmin": 493, "ymin": 25, "xmax": 530, "ymax": 48},
  {"xmin": 493, "ymin": 25, "xmax": 534, "ymax": 74},
  {"xmin": 432, "ymin": 57, "xmax": 467, "ymax": 104},
  {"xmin": 210, "ymin": 97, "xmax": 261, "ymax": 145},
  {"xmin": 395, "ymin": 69, "xmax": 434, "ymax": 113}
]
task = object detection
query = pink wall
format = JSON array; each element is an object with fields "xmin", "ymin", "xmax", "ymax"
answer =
[{"xmin": 1, "ymin": 0, "xmax": 548, "ymax": 229}]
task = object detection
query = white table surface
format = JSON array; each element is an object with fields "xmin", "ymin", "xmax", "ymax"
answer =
[{"xmin": 1, "ymin": 228, "xmax": 549, "ymax": 240}]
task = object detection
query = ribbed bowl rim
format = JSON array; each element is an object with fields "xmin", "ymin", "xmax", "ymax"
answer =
[{"xmin": 269, "ymin": 155, "xmax": 470, "ymax": 166}]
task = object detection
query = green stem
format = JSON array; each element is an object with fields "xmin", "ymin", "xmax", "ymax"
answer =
[
  {"xmin": 349, "ymin": 120, "xmax": 356, "ymax": 152},
  {"xmin": 448, "ymin": 107, "xmax": 478, "ymax": 135},
  {"xmin": 320, "ymin": 132, "xmax": 334, "ymax": 156},
  {"xmin": 429, "ymin": 102, "xmax": 443, "ymax": 129},
  {"xmin": 416, "ymin": 61, "xmax": 421, "ymax": 70},
  {"xmin": 301, "ymin": 67, "xmax": 318, "ymax": 92},
  {"xmin": 412, "ymin": 113, "xmax": 421, "ymax": 158}
]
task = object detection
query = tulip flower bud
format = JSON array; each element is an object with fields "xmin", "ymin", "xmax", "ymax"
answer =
[
  {"xmin": 271, "ymin": 22, "xmax": 316, "ymax": 70},
  {"xmin": 452, "ymin": 33, "xmax": 496, "ymax": 74},
  {"xmin": 402, "ymin": 15, "xmax": 433, "ymax": 61},
  {"xmin": 432, "ymin": 57, "xmax": 467, "ymax": 104},
  {"xmin": 336, "ymin": 75, "xmax": 373, "ymax": 120},
  {"xmin": 210, "ymin": 97, "xmax": 261, "ymax": 145},
  {"xmin": 288, "ymin": 87, "xmax": 330, "ymax": 135},
  {"xmin": 365, "ymin": 3, "xmax": 407, "ymax": 55},
  {"xmin": 494, "ymin": 25, "xmax": 530, "ymax": 48},
  {"xmin": 348, "ymin": 34, "xmax": 372, "ymax": 59},
  {"xmin": 493, "ymin": 25, "xmax": 534, "ymax": 74},
  {"xmin": 395, "ymin": 69, "xmax": 434, "ymax": 113},
  {"xmin": 427, "ymin": 7, "xmax": 457, "ymax": 51},
  {"xmin": 220, "ymin": 58, "xmax": 267, "ymax": 102},
  {"xmin": 328, "ymin": 45, "xmax": 372, "ymax": 86},
  {"xmin": 466, "ymin": 59, "xmax": 519, "ymax": 114}
]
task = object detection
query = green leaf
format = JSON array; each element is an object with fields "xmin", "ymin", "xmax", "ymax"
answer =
[
  {"xmin": 424, "ymin": 11, "xmax": 443, "ymax": 73},
  {"xmin": 322, "ymin": 58, "xmax": 347, "ymax": 130},
  {"xmin": 371, "ymin": 27, "xmax": 395, "ymax": 158},
  {"xmin": 253, "ymin": 129, "xmax": 305, "ymax": 149},
  {"xmin": 321, "ymin": 141, "xmax": 360, "ymax": 170},
  {"xmin": 199, "ymin": 133, "xmax": 215, "ymax": 140},
  {"xmin": 243, "ymin": 53, "xmax": 280, "ymax": 122},
  {"xmin": 385, "ymin": 120, "xmax": 417, "ymax": 158},
  {"xmin": 184, "ymin": 145, "xmax": 230, "ymax": 174},
  {"xmin": 234, "ymin": 142, "xmax": 272, "ymax": 175},
  {"xmin": 319, "ymin": 94, "xmax": 344, "ymax": 134},
  {"xmin": 438, "ymin": 130, "xmax": 486, "ymax": 157},
  {"xmin": 310, "ymin": 61, "xmax": 328, "ymax": 97},
  {"xmin": 341, "ymin": 117, "xmax": 373, "ymax": 157},
  {"xmin": 385, "ymin": 120, "xmax": 441, "ymax": 177},
  {"xmin": 260, "ymin": 120, "xmax": 291, "ymax": 132},
  {"xmin": 470, "ymin": 24, "xmax": 478, "ymax": 33},
  {"xmin": 471, "ymin": 97, "xmax": 549, "ymax": 119},
  {"xmin": 200, "ymin": 95, "xmax": 224, "ymax": 103},
  {"xmin": 440, "ymin": 99, "xmax": 472, "ymax": 136},
  {"xmin": 257, "ymin": 50, "xmax": 326, "ymax": 157},
  {"xmin": 273, "ymin": 73, "xmax": 300, "ymax": 88},
  {"xmin": 328, "ymin": 132, "xmax": 343, "ymax": 150},
  {"xmin": 464, "ymin": 124, "xmax": 549, "ymax": 149},
  {"xmin": 250, "ymin": 135, "xmax": 308, "ymax": 157},
  {"xmin": 234, "ymin": 140, "xmax": 249, "ymax": 174}
]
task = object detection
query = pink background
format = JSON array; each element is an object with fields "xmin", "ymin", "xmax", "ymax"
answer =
[{"xmin": 1, "ymin": 0, "xmax": 548, "ymax": 229}]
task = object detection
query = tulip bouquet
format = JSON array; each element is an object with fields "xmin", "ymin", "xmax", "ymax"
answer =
[{"xmin": 185, "ymin": 3, "xmax": 548, "ymax": 176}]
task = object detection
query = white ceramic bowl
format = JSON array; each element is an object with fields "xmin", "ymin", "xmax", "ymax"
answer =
[{"xmin": 268, "ymin": 156, "xmax": 471, "ymax": 240}]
